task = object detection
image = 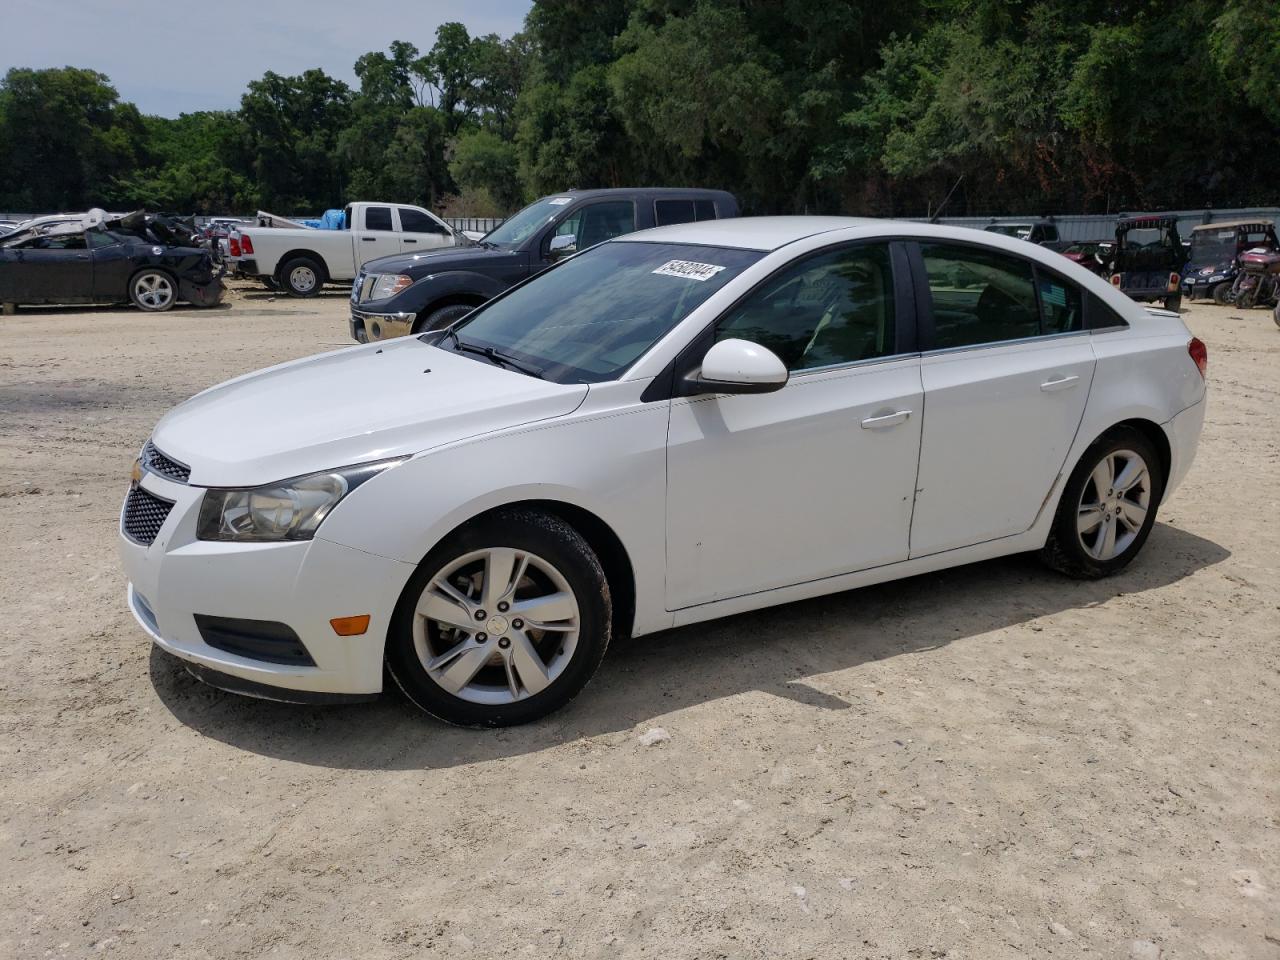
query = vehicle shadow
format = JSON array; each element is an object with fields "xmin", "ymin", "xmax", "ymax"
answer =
[
  {"xmin": 235, "ymin": 289, "xmax": 350, "ymax": 302},
  {"xmin": 149, "ymin": 522, "xmax": 1230, "ymax": 770},
  {"xmin": 6, "ymin": 302, "xmax": 233, "ymax": 316}
]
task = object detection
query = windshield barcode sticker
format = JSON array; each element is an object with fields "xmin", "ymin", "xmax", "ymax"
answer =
[
  {"xmin": 548, "ymin": 197, "xmax": 572, "ymax": 206},
  {"xmin": 652, "ymin": 260, "xmax": 726, "ymax": 282}
]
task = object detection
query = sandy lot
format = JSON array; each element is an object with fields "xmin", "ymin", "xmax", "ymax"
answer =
[{"xmin": 1, "ymin": 285, "xmax": 1277, "ymax": 959}]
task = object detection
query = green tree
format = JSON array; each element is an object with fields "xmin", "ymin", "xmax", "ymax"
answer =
[{"xmin": 0, "ymin": 67, "xmax": 146, "ymax": 211}]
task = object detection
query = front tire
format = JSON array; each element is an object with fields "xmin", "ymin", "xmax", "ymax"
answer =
[
  {"xmin": 129, "ymin": 269, "xmax": 176, "ymax": 312},
  {"xmin": 416, "ymin": 302, "xmax": 475, "ymax": 333},
  {"xmin": 279, "ymin": 257, "xmax": 323, "ymax": 297},
  {"xmin": 386, "ymin": 509, "xmax": 611, "ymax": 727},
  {"xmin": 1212, "ymin": 282, "xmax": 1232, "ymax": 305},
  {"xmin": 1041, "ymin": 427, "xmax": 1165, "ymax": 579}
]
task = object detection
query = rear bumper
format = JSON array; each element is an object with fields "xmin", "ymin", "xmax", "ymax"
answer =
[
  {"xmin": 349, "ymin": 305, "xmax": 415, "ymax": 344},
  {"xmin": 1162, "ymin": 394, "xmax": 1207, "ymax": 502}
]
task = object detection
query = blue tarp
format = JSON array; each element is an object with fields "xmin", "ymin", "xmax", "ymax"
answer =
[{"xmin": 300, "ymin": 209, "xmax": 346, "ymax": 230}]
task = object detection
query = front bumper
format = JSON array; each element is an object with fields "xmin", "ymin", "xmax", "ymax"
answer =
[
  {"xmin": 349, "ymin": 304, "xmax": 416, "ymax": 344},
  {"xmin": 118, "ymin": 468, "xmax": 415, "ymax": 697}
]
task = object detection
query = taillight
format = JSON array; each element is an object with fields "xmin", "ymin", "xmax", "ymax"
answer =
[
  {"xmin": 1168, "ymin": 272, "xmax": 1180, "ymax": 291},
  {"xmin": 229, "ymin": 235, "xmax": 241, "ymax": 257},
  {"xmin": 240, "ymin": 234, "xmax": 254, "ymax": 255},
  {"xmin": 1110, "ymin": 273, "xmax": 1122, "ymax": 287},
  {"xmin": 1188, "ymin": 337, "xmax": 1208, "ymax": 378}
]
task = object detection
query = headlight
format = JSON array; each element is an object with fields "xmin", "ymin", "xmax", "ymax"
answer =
[
  {"xmin": 197, "ymin": 459, "xmax": 404, "ymax": 542},
  {"xmin": 370, "ymin": 274, "xmax": 413, "ymax": 300}
]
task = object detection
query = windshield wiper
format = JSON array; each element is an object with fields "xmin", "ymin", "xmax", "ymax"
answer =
[{"xmin": 449, "ymin": 335, "xmax": 544, "ymax": 379}]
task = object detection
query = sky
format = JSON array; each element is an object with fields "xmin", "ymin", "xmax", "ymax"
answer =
[{"xmin": 2, "ymin": 0, "xmax": 534, "ymax": 117}]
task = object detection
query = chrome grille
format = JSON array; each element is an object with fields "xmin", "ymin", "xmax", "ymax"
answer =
[
  {"xmin": 122, "ymin": 486, "xmax": 174, "ymax": 546},
  {"xmin": 142, "ymin": 440, "xmax": 190, "ymax": 483}
]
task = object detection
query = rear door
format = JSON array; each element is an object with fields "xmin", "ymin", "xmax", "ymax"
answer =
[
  {"xmin": 395, "ymin": 206, "xmax": 454, "ymax": 253},
  {"xmin": 353, "ymin": 205, "xmax": 400, "ymax": 268},
  {"xmin": 907, "ymin": 241, "xmax": 1095, "ymax": 556}
]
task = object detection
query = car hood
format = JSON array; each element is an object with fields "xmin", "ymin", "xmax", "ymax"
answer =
[
  {"xmin": 364, "ymin": 245, "xmax": 521, "ymax": 279},
  {"xmin": 150, "ymin": 338, "xmax": 587, "ymax": 487}
]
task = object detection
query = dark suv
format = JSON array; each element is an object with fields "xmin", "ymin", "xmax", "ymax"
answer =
[{"xmin": 349, "ymin": 187, "xmax": 739, "ymax": 342}]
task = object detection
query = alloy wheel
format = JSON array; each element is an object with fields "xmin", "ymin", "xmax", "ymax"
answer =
[
  {"xmin": 135, "ymin": 273, "xmax": 174, "ymax": 309},
  {"xmin": 413, "ymin": 548, "xmax": 581, "ymax": 705},
  {"xmin": 1076, "ymin": 449, "xmax": 1151, "ymax": 561}
]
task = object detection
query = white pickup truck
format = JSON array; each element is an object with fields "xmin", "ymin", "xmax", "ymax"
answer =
[{"xmin": 228, "ymin": 202, "xmax": 461, "ymax": 296}]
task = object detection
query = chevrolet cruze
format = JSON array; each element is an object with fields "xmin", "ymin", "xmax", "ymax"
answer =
[{"xmin": 119, "ymin": 218, "xmax": 1208, "ymax": 726}]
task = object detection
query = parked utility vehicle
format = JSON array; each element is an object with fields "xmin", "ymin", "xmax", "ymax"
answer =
[{"xmin": 229, "ymin": 202, "xmax": 460, "ymax": 297}]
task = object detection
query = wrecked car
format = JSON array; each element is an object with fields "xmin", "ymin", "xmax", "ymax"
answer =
[{"xmin": 0, "ymin": 209, "xmax": 224, "ymax": 313}]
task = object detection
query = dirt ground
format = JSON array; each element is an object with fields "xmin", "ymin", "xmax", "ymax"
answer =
[{"xmin": 1, "ymin": 283, "xmax": 1277, "ymax": 960}]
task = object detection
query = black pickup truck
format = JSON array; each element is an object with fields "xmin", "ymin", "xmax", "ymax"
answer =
[{"xmin": 348, "ymin": 187, "xmax": 739, "ymax": 342}]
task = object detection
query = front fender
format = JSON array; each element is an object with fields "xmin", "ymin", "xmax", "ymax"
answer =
[{"xmin": 385, "ymin": 270, "xmax": 509, "ymax": 315}]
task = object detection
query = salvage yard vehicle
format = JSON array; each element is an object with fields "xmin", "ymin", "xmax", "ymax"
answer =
[
  {"xmin": 1104, "ymin": 215, "xmax": 1187, "ymax": 311},
  {"xmin": 1, "ymin": 209, "xmax": 224, "ymax": 312},
  {"xmin": 349, "ymin": 187, "xmax": 739, "ymax": 342},
  {"xmin": 1182, "ymin": 220, "xmax": 1278, "ymax": 303},
  {"xmin": 983, "ymin": 219, "xmax": 1070, "ymax": 251},
  {"xmin": 119, "ymin": 217, "xmax": 1207, "ymax": 726},
  {"xmin": 228, "ymin": 201, "xmax": 460, "ymax": 297},
  {"xmin": 1229, "ymin": 245, "xmax": 1280, "ymax": 309}
]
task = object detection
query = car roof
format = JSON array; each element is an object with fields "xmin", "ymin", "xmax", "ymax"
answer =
[
  {"xmin": 1189, "ymin": 219, "xmax": 1274, "ymax": 232},
  {"xmin": 616, "ymin": 216, "xmax": 884, "ymax": 251},
  {"xmin": 542, "ymin": 187, "xmax": 736, "ymax": 202}
]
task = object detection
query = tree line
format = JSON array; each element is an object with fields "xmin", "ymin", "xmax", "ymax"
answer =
[{"xmin": 1, "ymin": 0, "xmax": 1276, "ymax": 219}]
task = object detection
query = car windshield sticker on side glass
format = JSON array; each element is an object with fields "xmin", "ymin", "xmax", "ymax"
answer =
[{"xmin": 652, "ymin": 260, "xmax": 726, "ymax": 281}]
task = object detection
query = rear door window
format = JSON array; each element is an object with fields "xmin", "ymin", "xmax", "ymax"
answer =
[
  {"xmin": 920, "ymin": 243, "xmax": 1041, "ymax": 348},
  {"xmin": 694, "ymin": 199, "xmax": 717, "ymax": 221},
  {"xmin": 1036, "ymin": 271, "xmax": 1084, "ymax": 334},
  {"xmin": 364, "ymin": 207, "xmax": 393, "ymax": 232},
  {"xmin": 655, "ymin": 200, "xmax": 696, "ymax": 226}
]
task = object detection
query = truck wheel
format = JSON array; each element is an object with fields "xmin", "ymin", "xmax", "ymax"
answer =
[
  {"xmin": 1273, "ymin": 303, "xmax": 1280, "ymax": 329},
  {"xmin": 416, "ymin": 303, "xmax": 475, "ymax": 333},
  {"xmin": 1211, "ymin": 282, "xmax": 1232, "ymax": 305},
  {"xmin": 129, "ymin": 270, "xmax": 176, "ymax": 312},
  {"xmin": 280, "ymin": 257, "xmax": 323, "ymax": 297},
  {"xmin": 1162, "ymin": 294, "xmax": 1181, "ymax": 312}
]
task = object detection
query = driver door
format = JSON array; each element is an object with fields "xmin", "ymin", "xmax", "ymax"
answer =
[
  {"xmin": 8, "ymin": 234, "xmax": 95, "ymax": 301},
  {"xmin": 539, "ymin": 201, "xmax": 637, "ymax": 271},
  {"xmin": 664, "ymin": 242, "xmax": 924, "ymax": 609}
]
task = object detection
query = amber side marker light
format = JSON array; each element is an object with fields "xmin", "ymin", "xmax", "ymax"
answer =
[{"xmin": 330, "ymin": 615, "xmax": 371, "ymax": 636}]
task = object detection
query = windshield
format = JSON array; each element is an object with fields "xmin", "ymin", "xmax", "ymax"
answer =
[
  {"xmin": 1189, "ymin": 230, "xmax": 1237, "ymax": 261},
  {"xmin": 451, "ymin": 241, "xmax": 763, "ymax": 383},
  {"xmin": 985, "ymin": 224, "xmax": 1031, "ymax": 239},
  {"xmin": 482, "ymin": 196, "xmax": 576, "ymax": 247}
]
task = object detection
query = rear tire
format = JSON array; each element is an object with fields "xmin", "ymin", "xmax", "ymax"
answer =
[
  {"xmin": 129, "ymin": 269, "xmax": 176, "ymax": 312},
  {"xmin": 416, "ymin": 302, "xmax": 475, "ymax": 333},
  {"xmin": 386, "ymin": 509, "xmax": 611, "ymax": 727},
  {"xmin": 1162, "ymin": 293, "xmax": 1182, "ymax": 312},
  {"xmin": 1041, "ymin": 426, "xmax": 1164, "ymax": 579},
  {"xmin": 279, "ymin": 257, "xmax": 323, "ymax": 297}
]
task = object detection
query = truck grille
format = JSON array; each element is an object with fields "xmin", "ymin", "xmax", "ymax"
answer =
[
  {"xmin": 142, "ymin": 440, "xmax": 190, "ymax": 483},
  {"xmin": 122, "ymin": 487, "xmax": 175, "ymax": 546}
]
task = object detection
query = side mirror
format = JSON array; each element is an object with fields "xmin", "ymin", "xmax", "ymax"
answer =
[
  {"xmin": 683, "ymin": 338, "xmax": 788, "ymax": 396},
  {"xmin": 547, "ymin": 234, "xmax": 577, "ymax": 260}
]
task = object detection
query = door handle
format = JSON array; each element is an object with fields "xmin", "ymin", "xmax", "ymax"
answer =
[
  {"xmin": 361, "ymin": 237, "xmax": 377, "ymax": 242},
  {"xmin": 1040, "ymin": 375, "xmax": 1080, "ymax": 392},
  {"xmin": 861, "ymin": 409, "xmax": 912, "ymax": 429},
  {"xmin": 403, "ymin": 239, "xmax": 417, "ymax": 243}
]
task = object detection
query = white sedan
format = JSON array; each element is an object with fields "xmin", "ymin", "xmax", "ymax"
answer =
[{"xmin": 118, "ymin": 218, "xmax": 1208, "ymax": 726}]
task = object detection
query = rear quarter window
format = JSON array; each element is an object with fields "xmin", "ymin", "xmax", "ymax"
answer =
[{"xmin": 655, "ymin": 200, "xmax": 696, "ymax": 226}]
